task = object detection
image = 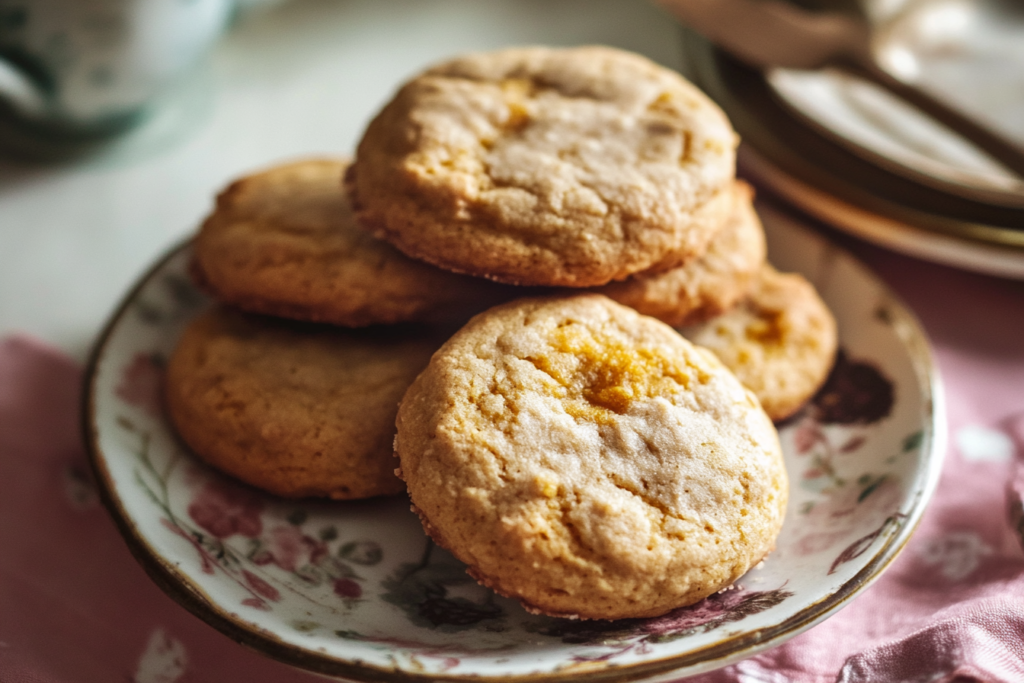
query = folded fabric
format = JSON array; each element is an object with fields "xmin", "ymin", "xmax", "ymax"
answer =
[
  {"xmin": 686, "ymin": 244, "xmax": 1024, "ymax": 683},
  {"xmin": 1, "ymin": 241, "xmax": 1023, "ymax": 682},
  {"xmin": 0, "ymin": 335, "xmax": 327, "ymax": 683}
]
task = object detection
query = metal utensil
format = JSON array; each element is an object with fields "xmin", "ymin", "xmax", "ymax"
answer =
[{"xmin": 659, "ymin": 0, "xmax": 1024, "ymax": 204}]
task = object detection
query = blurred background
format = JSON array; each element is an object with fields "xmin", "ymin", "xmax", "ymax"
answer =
[
  {"xmin": 0, "ymin": 0, "xmax": 690, "ymax": 357},
  {"xmin": 0, "ymin": 0, "xmax": 1021, "ymax": 358}
]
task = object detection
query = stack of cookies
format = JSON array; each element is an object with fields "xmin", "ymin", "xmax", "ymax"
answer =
[{"xmin": 166, "ymin": 46, "xmax": 837, "ymax": 620}]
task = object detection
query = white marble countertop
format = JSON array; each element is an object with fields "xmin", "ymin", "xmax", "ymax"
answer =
[{"xmin": 0, "ymin": 0, "xmax": 684, "ymax": 360}]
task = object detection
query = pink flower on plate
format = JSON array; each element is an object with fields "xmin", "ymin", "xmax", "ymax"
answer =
[
  {"xmin": 333, "ymin": 578, "xmax": 362, "ymax": 599},
  {"xmin": 641, "ymin": 588, "xmax": 752, "ymax": 636},
  {"xmin": 252, "ymin": 524, "xmax": 328, "ymax": 572},
  {"xmin": 188, "ymin": 478, "xmax": 265, "ymax": 539},
  {"xmin": 794, "ymin": 475, "xmax": 902, "ymax": 557},
  {"xmin": 243, "ymin": 569, "xmax": 281, "ymax": 602},
  {"xmin": 793, "ymin": 418, "xmax": 822, "ymax": 455},
  {"xmin": 241, "ymin": 597, "xmax": 270, "ymax": 611},
  {"xmin": 115, "ymin": 352, "xmax": 165, "ymax": 417}
]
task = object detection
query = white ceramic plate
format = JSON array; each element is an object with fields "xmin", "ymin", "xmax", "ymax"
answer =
[
  {"xmin": 84, "ymin": 210, "xmax": 943, "ymax": 682},
  {"xmin": 739, "ymin": 146, "xmax": 1024, "ymax": 281},
  {"xmin": 678, "ymin": 12, "xmax": 1024, "ymax": 282},
  {"xmin": 767, "ymin": 0, "xmax": 1024, "ymax": 205}
]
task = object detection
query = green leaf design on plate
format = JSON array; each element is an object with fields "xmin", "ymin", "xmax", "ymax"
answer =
[
  {"xmin": 857, "ymin": 475, "xmax": 887, "ymax": 503},
  {"xmin": 340, "ymin": 540, "xmax": 383, "ymax": 566},
  {"xmin": 902, "ymin": 431, "xmax": 924, "ymax": 452},
  {"xmin": 380, "ymin": 539, "xmax": 505, "ymax": 632}
]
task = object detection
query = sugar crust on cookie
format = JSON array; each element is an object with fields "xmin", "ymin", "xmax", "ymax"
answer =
[
  {"xmin": 165, "ymin": 307, "xmax": 442, "ymax": 499},
  {"xmin": 193, "ymin": 158, "xmax": 518, "ymax": 326},
  {"xmin": 350, "ymin": 46, "xmax": 737, "ymax": 287},
  {"xmin": 395, "ymin": 294, "xmax": 787, "ymax": 620},
  {"xmin": 679, "ymin": 266, "xmax": 838, "ymax": 422}
]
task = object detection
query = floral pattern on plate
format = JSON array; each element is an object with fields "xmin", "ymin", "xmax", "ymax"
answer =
[{"xmin": 84, "ymin": 207, "xmax": 944, "ymax": 682}]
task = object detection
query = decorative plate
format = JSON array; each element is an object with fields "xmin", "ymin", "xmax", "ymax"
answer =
[{"xmin": 83, "ymin": 209, "xmax": 944, "ymax": 682}]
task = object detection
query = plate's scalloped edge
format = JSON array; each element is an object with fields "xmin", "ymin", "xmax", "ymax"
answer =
[{"xmin": 80, "ymin": 229, "xmax": 946, "ymax": 683}]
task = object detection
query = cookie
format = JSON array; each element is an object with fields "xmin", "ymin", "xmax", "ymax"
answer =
[
  {"xmin": 395, "ymin": 294, "xmax": 787, "ymax": 620},
  {"xmin": 349, "ymin": 46, "xmax": 737, "ymax": 287},
  {"xmin": 165, "ymin": 306, "xmax": 444, "ymax": 499},
  {"xmin": 193, "ymin": 158, "xmax": 519, "ymax": 327},
  {"xmin": 593, "ymin": 180, "xmax": 765, "ymax": 327},
  {"xmin": 679, "ymin": 266, "xmax": 838, "ymax": 422}
]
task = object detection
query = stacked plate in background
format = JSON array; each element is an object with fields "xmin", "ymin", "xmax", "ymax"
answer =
[{"xmin": 679, "ymin": 0, "xmax": 1024, "ymax": 279}]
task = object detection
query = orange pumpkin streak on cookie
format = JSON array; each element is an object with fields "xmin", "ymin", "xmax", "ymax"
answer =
[
  {"xmin": 743, "ymin": 310, "xmax": 787, "ymax": 347},
  {"xmin": 499, "ymin": 78, "xmax": 536, "ymax": 132},
  {"xmin": 529, "ymin": 323, "xmax": 702, "ymax": 424}
]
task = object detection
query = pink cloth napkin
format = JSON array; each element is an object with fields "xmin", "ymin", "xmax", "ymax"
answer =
[{"xmin": 2, "ymin": 241, "xmax": 1023, "ymax": 682}]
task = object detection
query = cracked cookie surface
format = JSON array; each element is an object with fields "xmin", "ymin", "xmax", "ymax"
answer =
[
  {"xmin": 594, "ymin": 180, "xmax": 766, "ymax": 327},
  {"xmin": 193, "ymin": 158, "xmax": 518, "ymax": 326},
  {"xmin": 165, "ymin": 307, "xmax": 443, "ymax": 499},
  {"xmin": 394, "ymin": 295, "xmax": 786, "ymax": 619},
  {"xmin": 680, "ymin": 266, "xmax": 838, "ymax": 422},
  {"xmin": 349, "ymin": 46, "xmax": 737, "ymax": 287}
]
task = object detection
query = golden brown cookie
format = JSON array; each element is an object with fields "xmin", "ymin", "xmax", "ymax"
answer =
[
  {"xmin": 395, "ymin": 294, "xmax": 787, "ymax": 620},
  {"xmin": 349, "ymin": 46, "xmax": 737, "ymax": 287},
  {"xmin": 593, "ymin": 180, "xmax": 765, "ymax": 327},
  {"xmin": 193, "ymin": 158, "xmax": 519, "ymax": 326},
  {"xmin": 165, "ymin": 307, "xmax": 444, "ymax": 499},
  {"xmin": 679, "ymin": 266, "xmax": 838, "ymax": 422}
]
